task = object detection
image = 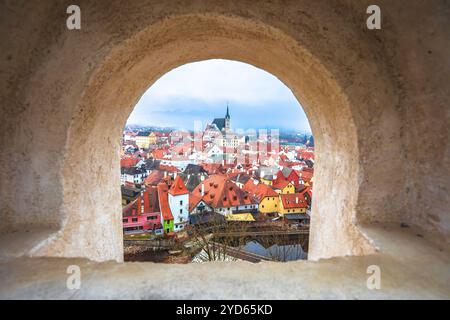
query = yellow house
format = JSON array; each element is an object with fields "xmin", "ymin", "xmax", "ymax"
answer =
[
  {"xmin": 135, "ymin": 131, "xmax": 151, "ymax": 149},
  {"xmin": 278, "ymin": 193, "xmax": 308, "ymax": 216},
  {"xmin": 272, "ymin": 179, "xmax": 295, "ymax": 194},
  {"xmin": 251, "ymin": 183, "xmax": 279, "ymax": 214}
]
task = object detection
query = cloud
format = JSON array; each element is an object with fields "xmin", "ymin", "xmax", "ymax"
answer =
[{"xmin": 127, "ymin": 59, "xmax": 311, "ymax": 132}]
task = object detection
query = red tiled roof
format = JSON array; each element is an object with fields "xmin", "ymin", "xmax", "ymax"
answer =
[
  {"xmin": 159, "ymin": 164, "xmax": 180, "ymax": 173},
  {"xmin": 250, "ymin": 183, "xmax": 278, "ymax": 202},
  {"xmin": 242, "ymin": 179, "xmax": 259, "ymax": 194},
  {"xmin": 152, "ymin": 149, "xmax": 166, "ymax": 159},
  {"xmin": 144, "ymin": 170, "xmax": 165, "ymax": 186},
  {"xmin": 191, "ymin": 175, "xmax": 256, "ymax": 208},
  {"xmin": 120, "ymin": 156, "xmax": 139, "ymax": 168},
  {"xmin": 188, "ymin": 193, "xmax": 202, "ymax": 212},
  {"xmin": 169, "ymin": 176, "xmax": 189, "ymax": 196},
  {"xmin": 137, "ymin": 186, "xmax": 160, "ymax": 214},
  {"xmin": 297, "ymin": 151, "xmax": 315, "ymax": 160},
  {"xmin": 280, "ymin": 193, "xmax": 308, "ymax": 209},
  {"xmin": 272, "ymin": 179, "xmax": 291, "ymax": 190},
  {"xmin": 300, "ymin": 170, "xmax": 313, "ymax": 181},
  {"xmin": 157, "ymin": 183, "xmax": 173, "ymax": 221}
]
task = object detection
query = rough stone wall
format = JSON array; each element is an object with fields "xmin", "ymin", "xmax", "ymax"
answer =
[{"xmin": 0, "ymin": 0, "xmax": 448, "ymax": 262}]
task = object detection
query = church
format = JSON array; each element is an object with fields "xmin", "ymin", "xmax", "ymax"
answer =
[{"xmin": 210, "ymin": 104, "xmax": 231, "ymax": 132}]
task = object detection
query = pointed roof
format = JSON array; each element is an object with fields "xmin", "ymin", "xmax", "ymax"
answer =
[
  {"xmin": 169, "ymin": 175, "xmax": 189, "ymax": 196},
  {"xmin": 157, "ymin": 182, "xmax": 173, "ymax": 221},
  {"xmin": 225, "ymin": 103, "xmax": 230, "ymax": 119}
]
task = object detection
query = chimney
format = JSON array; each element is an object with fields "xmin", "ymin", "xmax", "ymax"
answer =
[
  {"xmin": 174, "ymin": 172, "xmax": 177, "ymax": 178},
  {"xmin": 260, "ymin": 170, "xmax": 265, "ymax": 178},
  {"xmin": 201, "ymin": 183, "xmax": 205, "ymax": 197},
  {"xmin": 164, "ymin": 171, "xmax": 167, "ymax": 178},
  {"xmin": 296, "ymin": 197, "xmax": 299, "ymax": 204}
]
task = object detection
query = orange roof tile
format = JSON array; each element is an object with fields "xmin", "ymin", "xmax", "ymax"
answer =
[
  {"xmin": 272, "ymin": 179, "xmax": 291, "ymax": 190},
  {"xmin": 250, "ymin": 183, "xmax": 278, "ymax": 202},
  {"xmin": 157, "ymin": 183, "xmax": 173, "ymax": 221},
  {"xmin": 169, "ymin": 176, "xmax": 189, "ymax": 196},
  {"xmin": 280, "ymin": 193, "xmax": 308, "ymax": 209},
  {"xmin": 191, "ymin": 175, "xmax": 256, "ymax": 208}
]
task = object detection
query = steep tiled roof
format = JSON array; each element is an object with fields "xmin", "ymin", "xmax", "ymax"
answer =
[
  {"xmin": 144, "ymin": 170, "xmax": 165, "ymax": 186},
  {"xmin": 191, "ymin": 175, "xmax": 256, "ymax": 208},
  {"xmin": 137, "ymin": 186, "xmax": 160, "ymax": 214},
  {"xmin": 120, "ymin": 156, "xmax": 139, "ymax": 168},
  {"xmin": 188, "ymin": 193, "xmax": 202, "ymax": 212},
  {"xmin": 169, "ymin": 176, "xmax": 189, "ymax": 196},
  {"xmin": 157, "ymin": 183, "xmax": 173, "ymax": 221},
  {"xmin": 250, "ymin": 183, "xmax": 278, "ymax": 202},
  {"xmin": 272, "ymin": 179, "xmax": 291, "ymax": 190}
]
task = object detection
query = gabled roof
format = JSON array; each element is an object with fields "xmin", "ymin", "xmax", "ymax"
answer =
[
  {"xmin": 272, "ymin": 179, "xmax": 292, "ymax": 190},
  {"xmin": 280, "ymin": 193, "xmax": 308, "ymax": 209},
  {"xmin": 191, "ymin": 175, "xmax": 256, "ymax": 208},
  {"xmin": 212, "ymin": 118, "xmax": 226, "ymax": 131},
  {"xmin": 169, "ymin": 176, "xmax": 189, "ymax": 196},
  {"xmin": 137, "ymin": 186, "xmax": 160, "ymax": 214},
  {"xmin": 281, "ymin": 167, "xmax": 294, "ymax": 178},
  {"xmin": 120, "ymin": 156, "xmax": 139, "ymax": 168},
  {"xmin": 144, "ymin": 170, "xmax": 165, "ymax": 186},
  {"xmin": 250, "ymin": 183, "xmax": 278, "ymax": 202},
  {"xmin": 157, "ymin": 183, "xmax": 173, "ymax": 221}
]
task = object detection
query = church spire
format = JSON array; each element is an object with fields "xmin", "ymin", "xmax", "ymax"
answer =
[{"xmin": 225, "ymin": 102, "xmax": 230, "ymax": 119}]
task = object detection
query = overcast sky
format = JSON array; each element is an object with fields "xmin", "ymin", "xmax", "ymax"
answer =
[{"xmin": 127, "ymin": 59, "xmax": 311, "ymax": 132}]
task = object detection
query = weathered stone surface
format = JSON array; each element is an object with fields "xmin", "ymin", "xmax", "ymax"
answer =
[
  {"xmin": 0, "ymin": 0, "xmax": 449, "ymax": 264},
  {"xmin": 1, "ymin": 224, "xmax": 449, "ymax": 299}
]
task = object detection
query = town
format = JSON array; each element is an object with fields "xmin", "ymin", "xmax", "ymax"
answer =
[{"xmin": 120, "ymin": 106, "xmax": 315, "ymax": 263}]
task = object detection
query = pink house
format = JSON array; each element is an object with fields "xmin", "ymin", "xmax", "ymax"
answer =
[
  {"xmin": 122, "ymin": 186, "xmax": 162, "ymax": 234},
  {"xmin": 122, "ymin": 212, "xmax": 161, "ymax": 234}
]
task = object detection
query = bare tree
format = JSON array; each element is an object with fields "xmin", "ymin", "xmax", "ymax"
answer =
[{"xmin": 187, "ymin": 214, "xmax": 251, "ymax": 262}]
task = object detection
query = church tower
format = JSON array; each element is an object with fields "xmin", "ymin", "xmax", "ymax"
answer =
[{"xmin": 225, "ymin": 103, "xmax": 231, "ymax": 131}]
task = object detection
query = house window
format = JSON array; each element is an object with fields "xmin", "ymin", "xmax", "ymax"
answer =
[
  {"xmin": 147, "ymin": 216, "xmax": 157, "ymax": 221},
  {"xmin": 122, "ymin": 218, "xmax": 128, "ymax": 223},
  {"xmin": 180, "ymin": 200, "xmax": 183, "ymax": 205},
  {"xmin": 132, "ymin": 217, "xmax": 138, "ymax": 222},
  {"xmin": 180, "ymin": 209, "xmax": 182, "ymax": 214},
  {"xmin": 262, "ymin": 205, "xmax": 265, "ymax": 208}
]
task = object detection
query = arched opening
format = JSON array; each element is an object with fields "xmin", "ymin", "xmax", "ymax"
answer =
[
  {"xmin": 2, "ymin": 0, "xmax": 449, "ymax": 299},
  {"xmin": 24, "ymin": 12, "xmax": 383, "ymax": 262},
  {"xmin": 120, "ymin": 59, "xmax": 314, "ymax": 262}
]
